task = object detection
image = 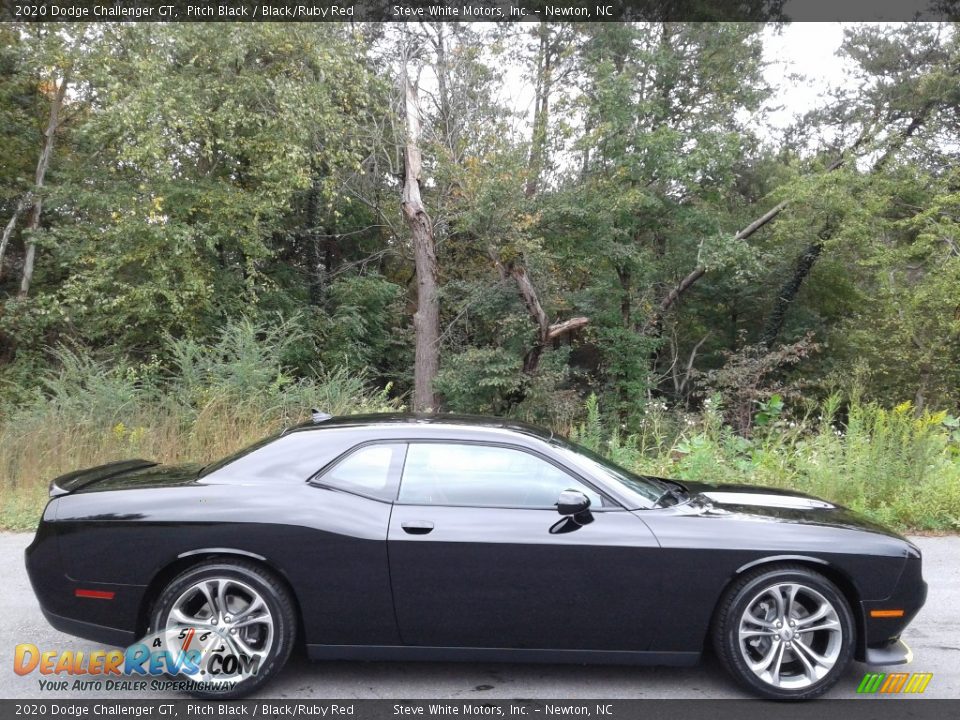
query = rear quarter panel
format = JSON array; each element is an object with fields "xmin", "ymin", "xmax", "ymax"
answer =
[{"xmin": 50, "ymin": 479, "xmax": 400, "ymax": 646}]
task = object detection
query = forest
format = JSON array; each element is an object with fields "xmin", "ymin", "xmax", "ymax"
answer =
[{"xmin": 1, "ymin": 21, "xmax": 959, "ymax": 531}]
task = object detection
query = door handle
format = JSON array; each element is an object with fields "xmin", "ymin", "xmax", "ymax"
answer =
[{"xmin": 401, "ymin": 521, "xmax": 434, "ymax": 535}]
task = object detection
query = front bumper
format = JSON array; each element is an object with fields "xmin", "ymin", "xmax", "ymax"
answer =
[
  {"xmin": 857, "ymin": 549, "xmax": 927, "ymax": 663},
  {"xmin": 864, "ymin": 638, "xmax": 913, "ymax": 666}
]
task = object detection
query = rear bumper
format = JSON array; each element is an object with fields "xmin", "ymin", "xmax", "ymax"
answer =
[
  {"xmin": 39, "ymin": 607, "xmax": 135, "ymax": 647},
  {"xmin": 25, "ymin": 513, "xmax": 145, "ymax": 648}
]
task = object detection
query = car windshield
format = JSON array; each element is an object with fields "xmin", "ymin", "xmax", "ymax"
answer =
[{"xmin": 549, "ymin": 438, "xmax": 673, "ymax": 508}]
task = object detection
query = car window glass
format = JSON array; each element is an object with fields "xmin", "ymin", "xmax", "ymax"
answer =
[
  {"xmin": 317, "ymin": 443, "xmax": 404, "ymax": 501},
  {"xmin": 550, "ymin": 440, "xmax": 667, "ymax": 507},
  {"xmin": 399, "ymin": 443, "xmax": 604, "ymax": 509},
  {"xmin": 202, "ymin": 431, "xmax": 346, "ymax": 482}
]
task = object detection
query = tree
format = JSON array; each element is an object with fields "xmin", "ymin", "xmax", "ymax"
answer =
[
  {"xmin": 16, "ymin": 65, "xmax": 68, "ymax": 298},
  {"xmin": 0, "ymin": 23, "xmax": 387, "ymax": 385},
  {"xmin": 399, "ymin": 33, "xmax": 440, "ymax": 412}
]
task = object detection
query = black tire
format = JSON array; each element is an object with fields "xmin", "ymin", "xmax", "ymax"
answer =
[
  {"xmin": 150, "ymin": 559, "xmax": 296, "ymax": 699},
  {"xmin": 712, "ymin": 564, "xmax": 855, "ymax": 700}
]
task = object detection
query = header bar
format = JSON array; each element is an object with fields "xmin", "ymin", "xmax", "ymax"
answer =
[{"xmin": 2, "ymin": 0, "xmax": 957, "ymax": 22}]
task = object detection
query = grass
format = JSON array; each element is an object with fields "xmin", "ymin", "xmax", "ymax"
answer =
[
  {"xmin": 570, "ymin": 393, "xmax": 960, "ymax": 532},
  {"xmin": 0, "ymin": 319, "xmax": 399, "ymax": 530},
  {"xmin": 2, "ymin": 320, "xmax": 958, "ymax": 533},
  {"xmin": 0, "ymin": 394, "xmax": 395, "ymax": 530}
]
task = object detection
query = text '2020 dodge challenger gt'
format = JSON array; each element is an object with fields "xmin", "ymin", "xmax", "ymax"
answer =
[{"xmin": 26, "ymin": 413, "xmax": 926, "ymax": 700}]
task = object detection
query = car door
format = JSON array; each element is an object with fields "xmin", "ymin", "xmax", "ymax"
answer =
[
  {"xmin": 294, "ymin": 440, "xmax": 407, "ymax": 647},
  {"xmin": 387, "ymin": 441, "xmax": 662, "ymax": 652}
]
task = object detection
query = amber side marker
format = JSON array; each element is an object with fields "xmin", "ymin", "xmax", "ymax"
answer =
[
  {"xmin": 870, "ymin": 609, "xmax": 905, "ymax": 618},
  {"xmin": 74, "ymin": 589, "xmax": 115, "ymax": 600}
]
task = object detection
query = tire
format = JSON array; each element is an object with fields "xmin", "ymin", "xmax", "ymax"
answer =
[
  {"xmin": 150, "ymin": 559, "xmax": 296, "ymax": 699},
  {"xmin": 712, "ymin": 564, "xmax": 855, "ymax": 700}
]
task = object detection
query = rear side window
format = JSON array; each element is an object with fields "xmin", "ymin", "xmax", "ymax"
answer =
[
  {"xmin": 202, "ymin": 431, "xmax": 347, "ymax": 483},
  {"xmin": 313, "ymin": 443, "xmax": 406, "ymax": 502}
]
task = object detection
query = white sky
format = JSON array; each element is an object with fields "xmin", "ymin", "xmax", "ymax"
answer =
[
  {"xmin": 496, "ymin": 22, "xmax": 857, "ymax": 140},
  {"xmin": 761, "ymin": 23, "xmax": 851, "ymax": 131}
]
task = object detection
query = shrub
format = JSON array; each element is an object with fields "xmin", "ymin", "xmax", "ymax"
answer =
[
  {"xmin": 0, "ymin": 316, "xmax": 401, "ymax": 530},
  {"xmin": 569, "ymin": 393, "xmax": 960, "ymax": 532}
]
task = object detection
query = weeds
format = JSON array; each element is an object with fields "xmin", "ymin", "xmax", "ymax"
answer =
[
  {"xmin": 572, "ymin": 393, "xmax": 960, "ymax": 532},
  {"xmin": 0, "ymin": 318, "xmax": 399, "ymax": 530},
  {"xmin": 2, "ymin": 323, "xmax": 959, "ymax": 532}
]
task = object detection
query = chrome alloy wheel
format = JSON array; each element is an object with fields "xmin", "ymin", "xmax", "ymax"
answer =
[
  {"xmin": 164, "ymin": 577, "xmax": 275, "ymax": 683},
  {"xmin": 737, "ymin": 582, "xmax": 843, "ymax": 690}
]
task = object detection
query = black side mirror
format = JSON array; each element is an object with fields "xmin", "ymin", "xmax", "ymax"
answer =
[{"xmin": 557, "ymin": 489, "xmax": 591, "ymax": 516}]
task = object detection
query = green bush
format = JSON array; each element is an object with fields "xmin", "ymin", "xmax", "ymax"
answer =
[
  {"xmin": 3, "ymin": 333, "xmax": 959, "ymax": 533},
  {"xmin": 570, "ymin": 392, "xmax": 960, "ymax": 532},
  {"xmin": 0, "ymin": 316, "xmax": 401, "ymax": 530}
]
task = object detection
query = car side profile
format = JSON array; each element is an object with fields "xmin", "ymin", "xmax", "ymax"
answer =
[{"xmin": 26, "ymin": 413, "xmax": 926, "ymax": 700}]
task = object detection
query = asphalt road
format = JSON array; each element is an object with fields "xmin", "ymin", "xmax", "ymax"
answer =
[{"xmin": 1, "ymin": 532, "xmax": 957, "ymax": 700}]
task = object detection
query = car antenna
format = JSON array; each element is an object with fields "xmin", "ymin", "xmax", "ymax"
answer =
[{"xmin": 311, "ymin": 408, "xmax": 332, "ymax": 423}]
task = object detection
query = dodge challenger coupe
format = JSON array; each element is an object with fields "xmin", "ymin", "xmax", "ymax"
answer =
[{"xmin": 26, "ymin": 413, "xmax": 926, "ymax": 700}]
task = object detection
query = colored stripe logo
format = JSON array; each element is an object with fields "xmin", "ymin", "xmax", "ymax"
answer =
[{"xmin": 857, "ymin": 672, "xmax": 932, "ymax": 694}]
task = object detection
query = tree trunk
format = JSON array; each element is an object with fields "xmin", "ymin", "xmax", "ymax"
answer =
[
  {"xmin": 617, "ymin": 265, "xmax": 631, "ymax": 328},
  {"xmin": 305, "ymin": 179, "xmax": 324, "ymax": 306},
  {"xmin": 0, "ymin": 195, "xmax": 30, "ymax": 281},
  {"xmin": 759, "ymin": 240, "xmax": 824, "ymax": 349},
  {"xmin": 526, "ymin": 21, "xmax": 552, "ymax": 198},
  {"xmin": 19, "ymin": 68, "xmax": 69, "ymax": 299},
  {"xmin": 490, "ymin": 250, "xmax": 587, "ymax": 375},
  {"xmin": 484, "ymin": 26, "xmax": 588, "ymax": 378},
  {"xmin": 400, "ymin": 54, "xmax": 440, "ymax": 412}
]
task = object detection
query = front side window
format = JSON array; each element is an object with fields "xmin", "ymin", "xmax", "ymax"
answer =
[
  {"xmin": 314, "ymin": 443, "xmax": 405, "ymax": 502},
  {"xmin": 398, "ymin": 442, "xmax": 606, "ymax": 509}
]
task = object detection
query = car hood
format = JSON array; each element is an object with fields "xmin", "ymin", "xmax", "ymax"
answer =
[
  {"xmin": 678, "ymin": 480, "xmax": 906, "ymax": 539},
  {"xmin": 50, "ymin": 460, "xmax": 203, "ymax": 496}
]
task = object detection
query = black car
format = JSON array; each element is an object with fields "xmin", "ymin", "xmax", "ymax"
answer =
[{"xmin": 26, "ymin": 413, "xmax": 926, "ymax": 700}]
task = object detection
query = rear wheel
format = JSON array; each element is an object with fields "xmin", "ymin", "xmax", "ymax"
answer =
[
  {"xmin": 713, "ymin": 565, "xmax": 855, "ymax": 700},
  {"xmin": 151, "ymin": 560, "xmax": 295, "ymax": 698}
]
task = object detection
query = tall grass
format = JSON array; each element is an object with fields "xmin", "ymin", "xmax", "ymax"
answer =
[
  {"xmin": 0, "ymin": 319, "xmax": 399, "ymax": 530},
  {"xmin": 571, "ymin": 393, "xmax": 960, "ymax": 532},
  {"xmin": 3, "ymin": 323, "xmax": 959, "ymax": 532}
]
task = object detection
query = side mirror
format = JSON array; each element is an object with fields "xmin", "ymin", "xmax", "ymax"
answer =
[{"xmin": 557, "ymin": 489, "xmax": 591, "ymax": 516}]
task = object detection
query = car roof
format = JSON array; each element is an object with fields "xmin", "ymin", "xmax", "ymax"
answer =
[{"xmin": 285, "ymin": 413, "xmax": 557, "ymax": 443}]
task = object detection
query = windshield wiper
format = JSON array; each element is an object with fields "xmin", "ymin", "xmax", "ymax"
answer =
[{"xmin": 654, "ymin": 486, "xmax": 690, "ymax": 508}]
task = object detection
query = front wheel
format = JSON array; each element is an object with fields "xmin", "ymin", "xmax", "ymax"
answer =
[
  {"xmin": 713, "ymin": 565, "xmax": 855, "ymax": 700},
  {"xmin": 151, "ymin": 560, "xmax": 296, "ymax": 698}
]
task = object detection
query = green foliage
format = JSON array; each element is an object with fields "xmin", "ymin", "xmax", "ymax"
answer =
[
  {"xmin": 435, "ymin": 347, "xmax": 524, "ymax": 415},
  {"xmin": 753, "ymin": 393, "xmax": 783, "ymax": 427},
  {"xmin": 164, "ymin": 315, "xmax": 306, "ymax": 412},
  {"xmin": 1, "ymin": 23, "xmax": 960, "ymax": 532},
  {"xmin": 0, "ymin": 316, "xmax": 401, "ymax": 530},
  {"xmin": 314, "ymin": 274, "xmax": 409, "ymax": 382},
  {"xmin": 569, "ymin": 393, "xmax": 960, "ymax": 532},
  {"xmin": 2, "ymin": 22, "xmax": 382, "ymax": 352},
  {"xmin": 700, "ymin": 334, "xmax": 819, "ymax": 435}
]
